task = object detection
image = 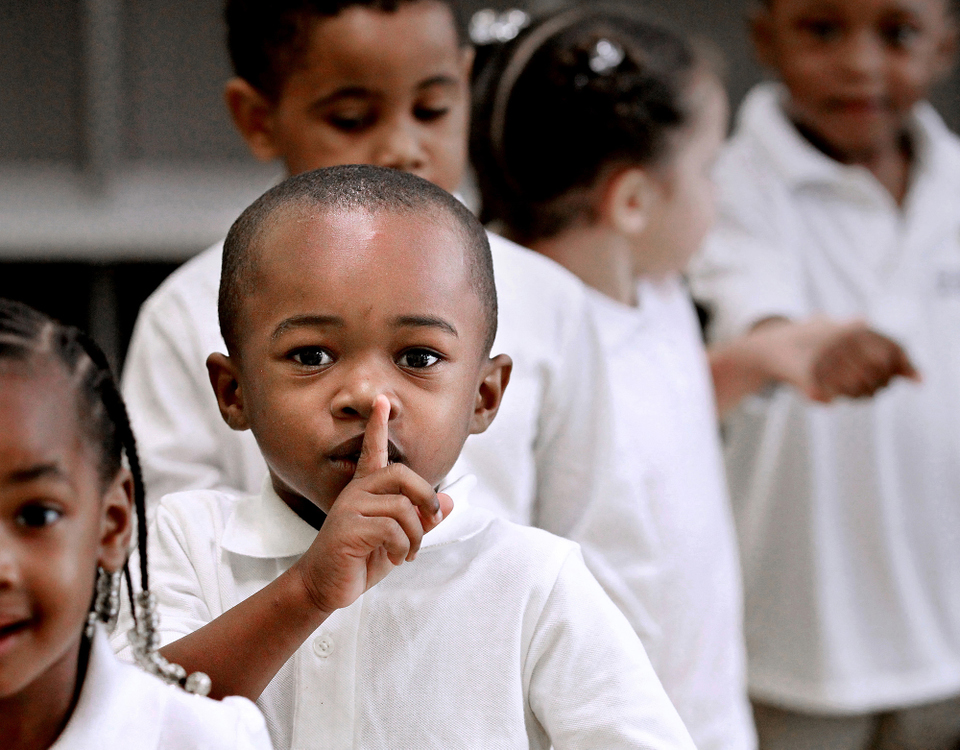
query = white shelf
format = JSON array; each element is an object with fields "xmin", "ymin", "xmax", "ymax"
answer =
[{"xmin": 0, "ymin": 161, "xmax": 282, "ymax": 261}]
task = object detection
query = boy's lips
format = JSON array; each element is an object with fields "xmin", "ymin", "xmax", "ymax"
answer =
[{"xmin": 326, "ymin": 435, "xmax": 406, "ymax": 469}]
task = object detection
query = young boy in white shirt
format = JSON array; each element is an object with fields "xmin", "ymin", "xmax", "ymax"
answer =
[
  {"xmin": 689, "ymin": 0, "xmax": 960, "ymax": 747},
  {"xmin": 121, "ymin": 0, "xmax": 617, "ymax": 541},
  {"xmin": 130, "ymin": 164, "xmax": 696, "ymax": 750}
]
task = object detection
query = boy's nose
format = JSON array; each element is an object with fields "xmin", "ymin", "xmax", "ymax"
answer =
[
  {"xmin": 374, "ymin": 118, "xmax": 428, "ymax": 174},
  {"xmin": 839, "ymin": 31, "xmax": 885, "ymax": 79},
  {"xmin": 329, "ymin": 372, "xmax": 400, "ymax": 421}
]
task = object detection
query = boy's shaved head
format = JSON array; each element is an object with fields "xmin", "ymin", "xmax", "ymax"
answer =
[
  {"xmin": 219, "ymin": 164, "xmax": 497, "ymax": 355},
  {"xmin": 225, "ymin": 0, "xmax": 468, "ymax": 99}
]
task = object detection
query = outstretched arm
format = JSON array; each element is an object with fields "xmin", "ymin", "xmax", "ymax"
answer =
[
  {"xmin": 158, "ymin": 397, "xmax": 453, "ymax": 701},
  {"xmin": 709, "ymin": 317, "xmax": 921, "ymax": 417}
]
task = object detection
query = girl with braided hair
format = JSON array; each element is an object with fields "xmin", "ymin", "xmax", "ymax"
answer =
[{"xmin": 0, "ymin": 298, "xmax": 272, "ymax": 749}]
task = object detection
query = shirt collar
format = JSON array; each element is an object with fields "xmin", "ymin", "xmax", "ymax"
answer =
[
  {"xmin": 221, "ymin": 473, "xmax": 477, "ymax": 559},
  {"xmin": 739, "ymin": 82, "xmax": 955, "ymax": 193}
]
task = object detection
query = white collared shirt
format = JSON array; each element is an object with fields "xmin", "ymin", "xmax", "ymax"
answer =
[
  {"xmin": 54, "ymin": 627, "xmax": 271, "ymax": 749},
  {"xmin": 581, "ymin": 277, "xmax": 754, "ymax": 750},
  {"xmin": 120, "ymin": 475, "xmax": 696, "ymax": 750},
  {"xmin": 121, "ymin": 230, "xmax": 618, "ymax": 538},
  {"xmin": 689, "ymin": 83, "xmax": 960, "ymax": 712}
]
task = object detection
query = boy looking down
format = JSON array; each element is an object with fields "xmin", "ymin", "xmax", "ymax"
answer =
[
  {"xmin": 122, "ymin": 0, "xmax": 617, "ymax": 539},
  {"xmin": 131, "ymin": 165, "xmax": 696, "ymax": 750}
]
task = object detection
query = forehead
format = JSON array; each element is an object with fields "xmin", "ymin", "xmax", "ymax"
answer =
[
  {"xmin": 0, "ymin": 366, "xmax": 86, "ymax": 477},
  {"xmin": 246, "ymin": 205, "xmax": 477, "ymax": 327},
  {"xmin": 285, "ymin": 1, "xmax": 463, "ymax": 94}
]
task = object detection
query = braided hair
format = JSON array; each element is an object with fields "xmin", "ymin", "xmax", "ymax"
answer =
[
  {"xmin": 0, "ymin": 298, "xmax": 209, "ymax": 695},
  {"xmin": 471, "ymin": 5, "xmax": 699, "ymax": 245}
]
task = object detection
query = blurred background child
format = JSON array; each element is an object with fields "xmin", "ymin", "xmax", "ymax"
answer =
[
  {"xmin": 0, "ymin": 299, "xmax": 271, "ymax": 750},
  {"xmin": 470, "ymin": 6, "xmax": 919, "ymax": 748},
  {"xmin": 689, "ymin": 0, "xmax": 960, "ymax": 747}
]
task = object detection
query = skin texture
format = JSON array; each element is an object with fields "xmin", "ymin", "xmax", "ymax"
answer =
[
  {"xmin": 225, "ymin": 0, "xmax": 473, "ymax": 192},
  {"xmin": 753, "ymin": 0, "xmax": 957, "ymax": 201},
  {"xmin": 161, "ymin": 208, "xmax": 510, "ymax": 701},
  {"xmin": 634, "ymin": 73, "xmax": 729, "ymax": 280},
  {"xmin": 0, "ymin": 365, "xmax": 133, "ymax": 750}
]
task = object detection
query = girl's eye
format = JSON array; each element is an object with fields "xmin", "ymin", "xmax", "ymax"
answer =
[
  {"xmin": 414, "ymin": 105, "xmax": 450, "ymax": 123},
  {"xmin": 16, "ymin": 504, "xmax": 63, "ymax": 529},
  {"xmin": 291, "ymin": 347, "xmax": 334, "ymax": 368},
  {"xmin": 397, "ymin": 349, "xmax": 441, "ymax": 369}
]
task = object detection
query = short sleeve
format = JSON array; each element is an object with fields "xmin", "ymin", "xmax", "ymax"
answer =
[{"xmin": 526, "ymin": 549, "xmax": 696, "ymax": 749}]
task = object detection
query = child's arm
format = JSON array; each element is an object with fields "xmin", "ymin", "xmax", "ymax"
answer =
[
  {"xmin": 158, "ymin": 396, "xmax": 452, "ymax": 701},
  {"xmin": 709, "ymin": 316, "xmax": 920, "ymax": 416}
]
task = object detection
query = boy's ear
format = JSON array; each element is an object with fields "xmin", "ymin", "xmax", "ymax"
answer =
[
  {"xmin": 750, "ymin": 7, "xmax": 777, "ymax": 71},
  {"xmin": 224, "ymin": 77, "xmax": 282, "ymax": 163},
  {"xmin": 97, "ymin": 468, "xmax": 134, "ymax": 574},
  {"xmin": 602, "ymin": 167, "xmax": 659, "ymax": 238},
  {"xmin": 469, "ymin": 354, "xmax": 512, "ymax": 435},
  {"xmin": 207, "ymin": 352, "xmax": 252, "ymax": 431}
]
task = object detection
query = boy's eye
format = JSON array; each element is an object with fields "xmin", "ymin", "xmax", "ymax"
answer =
[
  {"xmin": 291, "ymin": 347, "xmax": 334, "ymax": 368},
  {"xmin": 397, "ymin": 349, "xmax": 441, "ymax": 369},
  {"xmin": 16, "ymin": 504, "xmax": 63, "ymax": 529}
]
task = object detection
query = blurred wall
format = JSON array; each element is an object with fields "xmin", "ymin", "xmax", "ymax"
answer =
[{"xmin": 1, "ymin": 0, "xmax": 958, "ymax": 362}]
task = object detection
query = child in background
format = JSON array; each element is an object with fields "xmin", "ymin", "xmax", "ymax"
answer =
[
  {"xmin": 132, "ymin": 164, "xmax": 696, "ymax": 750},
  {"xmin": 470, "ymin": 7, "xmax": 918, "ymax": 749},
  {"xmin": 0, "ymin": 299, "xmax": 271, "ymax": 750},
  {"xmin": 688, "ymin": 0, "xmax": 960, "ymax": 747},
  {"xmin": 122, "ymin": 0, "xmax": 620, "ymax": 545}
]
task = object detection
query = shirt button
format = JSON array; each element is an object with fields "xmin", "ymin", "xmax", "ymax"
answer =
[{"xmin": 313, "ymin": 634, "xmax": 334, "ymax": 658}]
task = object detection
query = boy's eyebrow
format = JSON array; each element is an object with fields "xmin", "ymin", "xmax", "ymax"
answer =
[
  {"xmin": 272, "ymin": 314, "xmax": 345, "ymax": 340},
  {"xmin": 394, "ymin": 315, "xmax": 458, "ymax": 337},
  {"xmin": 311, "ymin": 75, "xmax": 460, "ymax": 108}
]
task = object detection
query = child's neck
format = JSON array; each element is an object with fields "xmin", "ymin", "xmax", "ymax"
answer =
[
  {"xmin": 793, "ymin": 119, "xmax": 914, "ymax": 206},
  {"xmin": 529, "ymin": 225, "xmax": 638, "ymax": 307},
  {"xmin": 0, "ymin": 636, "xmax": 87, "ymax": 750}
]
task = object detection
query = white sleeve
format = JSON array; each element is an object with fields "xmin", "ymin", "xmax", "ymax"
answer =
[
  {"xmin": 688, "ymin": 150, "xmax": 807, "ymax": 343},
  {"xmin": 121, "ymin": 253, "xmax": 266, "ymax": 511},
  {"xmin": 112, "ymin": 496, "xmax": 221, "ymax": 663},
  {"xmin": 526, "ymin": 549, "xmax": 695, "ymax": 750},
  {"xmin": 534, "ymin": 294, "xmax": 622, "ymax": 537}
]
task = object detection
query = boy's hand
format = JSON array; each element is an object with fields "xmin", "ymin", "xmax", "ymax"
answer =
[
  {"xmin": 810, "ymin": 325, "xmax": 920, "ymax": 401},
  {"xmin": 292, "ymin": 395, "xmax": 453, "ymax": 617},
  {"xmin": 754, "ymin": 317, "xmax": 920, "ymax": 403}
]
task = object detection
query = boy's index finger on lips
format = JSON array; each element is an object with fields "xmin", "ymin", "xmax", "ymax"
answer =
[{"xmin": 354, "ymin": 395, "xmax": 391, "ymax": 480}]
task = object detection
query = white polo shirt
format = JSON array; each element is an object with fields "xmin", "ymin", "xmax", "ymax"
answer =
[
  {"xmin": 122, "ymin": 475, "xmax": 696, "ymax": 750},
  {"xmin": 55, "ymin": 627, "xmax": 270, "ymax": 749},
  {"xmin": 121, "ymin": 231, "xmax": 616, "ymax": 537},
  {"xmin": 580, "ymin": 277, "xmax": 754, "ymax": 750},
  {"xmin": 689, "ymin": 83, "xmax": 960, "ymax": 713}
]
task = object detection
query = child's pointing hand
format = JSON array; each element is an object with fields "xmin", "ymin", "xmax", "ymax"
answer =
[{"xmin": 293, "ymin": 395, "xmax": 453, "ymax": 617}]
